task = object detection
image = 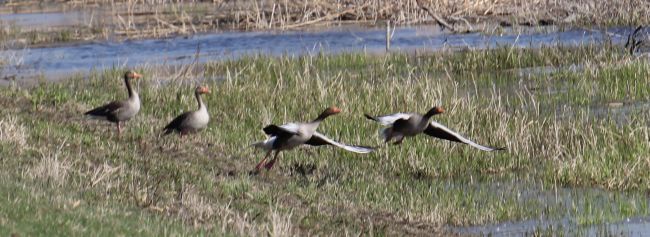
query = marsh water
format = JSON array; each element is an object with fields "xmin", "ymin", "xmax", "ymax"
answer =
[
  {"xmin": 451, "ymin": 181, "xmax": 650, "ymax": 236},
  {"xmin": 2, "ymin": 11, "xmax": 650, "ymax": 236},
  {"xmin": 0, "ymin": 15, "xmax": 637, "ymax": 84}
]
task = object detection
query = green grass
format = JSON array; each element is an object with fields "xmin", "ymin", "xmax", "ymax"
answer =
[{"xmin": 1, "ymin": 45, "xmax": 650, "ymax": 235}]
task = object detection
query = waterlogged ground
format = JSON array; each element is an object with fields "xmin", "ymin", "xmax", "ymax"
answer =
[
  {"xmin": 0, "ymin": 25, "xmax": 636, "ymax": 86},
  {"xmin": 1, "ymin": 44, "xmax": 650, "ymax": 235}
]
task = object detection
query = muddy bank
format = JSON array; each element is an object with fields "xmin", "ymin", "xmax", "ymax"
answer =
[{"xmin": 1, "ymin": 0, "xmax": 648, "ymax": 48}]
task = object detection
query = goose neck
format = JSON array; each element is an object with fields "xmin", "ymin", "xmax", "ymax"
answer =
[{"xmin": 195, "ymin": 91, "xmax": 206, "ymax": 111}]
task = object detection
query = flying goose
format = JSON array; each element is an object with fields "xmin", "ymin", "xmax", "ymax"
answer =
[
  {"xmin": 162, "ymin": 86, "xmax": 211, "ymax": 137},
  {"xmin": 84, "ymin": 70, "xmax": 142, "ymax": 135},
  {"xmin": 252, "ymin": 106, "xmax": 374, "ymax": 172},
  {"xmin": 364, "ymin": 106, "xmax": 504, "ymax": 151}
]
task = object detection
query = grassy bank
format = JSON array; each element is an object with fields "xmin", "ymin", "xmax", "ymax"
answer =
[{"xmin": 1, "ymin": 45, "xmax": 650, "ymax": 235}]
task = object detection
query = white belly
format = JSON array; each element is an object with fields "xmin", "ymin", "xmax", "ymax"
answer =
[
  {"xmin": 183, "ymin": 110, "xmax": 209, "ymax": 131},
  {"xmin": 116, "ymin": 98, "xmax": 141, "ymax": 121}
]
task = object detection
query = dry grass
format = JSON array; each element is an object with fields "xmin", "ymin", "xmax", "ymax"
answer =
[
  {"xmin": 1, "ymin": 0, "xmax": 649, "ymax": 47},
  {"xmin": 26, "ymin": 142, "xmax": 71, "ymax": 187},
  {"xmin": 269, "ymin": 205, "xmax": 295, "ymax": 237},
  {"xmin": 0, "ymin": 116, "xmax": 27, "ymax": 153}
]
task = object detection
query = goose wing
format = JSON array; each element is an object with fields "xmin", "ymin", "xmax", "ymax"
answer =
[
  {"xmin": 85, "ymin": 100, "xmax": 125, "ymax": 121},
  {"xmin": 263, "ymin": 123, "xmax": 300, "ymax": 137},
  {"xmin": 424, "ymin": 121, "xmax": 505, "ymax": 152},
  {"xmin": 305, "ymin": 132, "xmax": 375, "ymax": 153},
  {"xmin": 162, "ymin": 111, "xmax": 191, "ymax": 134},
  {"xmin": 364, "ymin": 113, "xmax": 412, "ymax": 126}
]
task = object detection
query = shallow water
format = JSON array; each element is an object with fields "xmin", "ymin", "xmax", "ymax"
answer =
[
  {"xmin": 454, "ymin": 217, "xmax": 650, "ymax": 236},
  {"xmin": 0, "ymin": 25, "xmax": 634, "ymax": 84},
  {"xmin": 0, "ymin": 11, "xmax": 92, "ymax": 29},
  {"xmin": 451, "ymin": 182, "xmax": 650, "ymax": 236}
]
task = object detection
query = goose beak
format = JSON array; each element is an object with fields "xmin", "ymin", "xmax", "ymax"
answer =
[
  {"xmin": 202, "ymin": 87, "xmax": 211, "ymax": 94},
  {"xmin": 435, "ymin": 107, "xmax": 445, "ymax": 113},
  {"xmin": 132, "ymin": 72, "xmax": 143, "ymax": 79},
  {"xmin": 330, "ymin": 107, "xmax": 341, "ymax": 114}
]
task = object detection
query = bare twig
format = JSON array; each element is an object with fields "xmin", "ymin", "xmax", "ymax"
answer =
[
  {"xmin": 283, "ymin": 3, "xmax": 370, "ymax": 29},
  {"xmin": 415, "ymin": 0, "xmax": 455, "ymax": 32}
]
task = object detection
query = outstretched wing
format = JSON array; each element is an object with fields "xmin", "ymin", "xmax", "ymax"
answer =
[
  {"xmin": 424, "ymin": 121, "xmax": 505, "ymax": 152},
  {"xmin": 305, "ymin": 132, "xmax": 375, "ymax": 153},
  {"xmin": 263, "ymin": 123, "xmax": 300, "ymax": 137},
  {"xmin": 364, "ymin": 113, "xmax": 412, "ymax": 126}
]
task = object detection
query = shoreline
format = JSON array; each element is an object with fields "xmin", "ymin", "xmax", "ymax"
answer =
[{"xmin": 1, "ymin": 0, "xmax": 648, "ymax": 49}]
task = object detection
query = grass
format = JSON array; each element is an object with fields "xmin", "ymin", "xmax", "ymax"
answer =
[{"xmin": 1, "ymin": 45, "xmax": 650, "ymax": 235}]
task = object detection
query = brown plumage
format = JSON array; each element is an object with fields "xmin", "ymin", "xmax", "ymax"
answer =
[
  {"xmin": 162, "ymin": 86, "xmax": 211, "ymax": 137},
  {"xmin": 85, "ymin": 70, "xmax": 142, "ymax": 135}
]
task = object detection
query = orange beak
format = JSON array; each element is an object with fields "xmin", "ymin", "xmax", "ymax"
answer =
[
  {"xmin": 201, "ymin": 87, "xmax": 211, "ymax": 94},
  {"xmin": 132, "ymin": 72, "xmax": 143, "ymax": 79},
  {"xmin": 435, "ymin": 107, "xmax": 445, "ymax": 113},
  {"xmin": 330, "ymin": 106, "xmax": 341, "ymax": 114}
]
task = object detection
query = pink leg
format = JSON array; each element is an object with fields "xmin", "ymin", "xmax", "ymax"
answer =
[
  {"xmin": 255, "ymin": 150, "xmax": 272, "ymax": 171},
  {"xmin": 264, "ymin": 151, "xmax": 281, "ymax": 170}
]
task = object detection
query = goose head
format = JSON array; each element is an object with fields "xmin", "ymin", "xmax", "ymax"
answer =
[
  {"xmin": 124, "ymin": 70, "xmax": 143, "ymax": 80},
  {"xmin": 322, "ymin": 106, "xmax": 341, "ymax": 116},
  {"xmin": 196, "ymin": 86, "xmax": 211, "ymax": 95},
  {"xmin": 314, "ymin": 106, "xmax": 341, "ymax": 122},
  {"xmin": 424, "ymin": 106, "xmax": 445, "ymax": 117}
]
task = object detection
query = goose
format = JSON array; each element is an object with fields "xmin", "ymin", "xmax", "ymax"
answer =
[
  {"xmin": 162, "ymin": 86, "xmax": 211, "ymax": 137},
  {"xmin": 364, "ymin": 106, "xmax": 504, "ymax": 151},
  {"xmin": 252, "ymin": 106, "xmax": 375, "ymax": 172},
  {"xmin": 84, "ymin": 70, "xmax": 142, "ymax": 135}
]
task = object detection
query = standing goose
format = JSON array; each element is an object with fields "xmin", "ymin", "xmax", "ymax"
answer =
[
  {"xmin": 252, "ymin": 106, "xmax": 374, "ymax": 172},
  {"xmin": 162, "ymin": 86, "xmax": 211, "ymax": 137},
  {"xmin": 364, "ymin": 106, "xmax": 504, "ymax": 151},
  {"xmin": 84, "ymin": 70, "xmax": 143, "ymax": 135}
]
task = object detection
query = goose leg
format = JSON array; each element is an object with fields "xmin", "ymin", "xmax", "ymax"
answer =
[
  {"xmin": 117, "ymin": 122, "xmax": 122, "ymax": 136},
  {"xmin": 386, "ymin": 136, "xmax": 404, "ymax": 145},
  {"xmin": 255, "ymin": 150, "xmax": 273, "ymax": 171},
  {"xmin": 392, "ymin": 136, "xmax": 404, "ymax": 145},
  {"xmin": 264, "ymin": 151, "xmax": 281, "ymax": 170}
]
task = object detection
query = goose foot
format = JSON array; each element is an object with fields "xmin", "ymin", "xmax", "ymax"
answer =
[
  {"xmin": 254, "ymin": 150, "xmax": 272, "ymax": 172},
  {"xmin": 264, "ymin": 151, "xmax": 280, "ymax": 170}
]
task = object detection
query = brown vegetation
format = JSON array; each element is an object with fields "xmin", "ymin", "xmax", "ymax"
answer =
[{"xmin": 1, "ymin": 0, "xmax": 648, "ymax": 47}]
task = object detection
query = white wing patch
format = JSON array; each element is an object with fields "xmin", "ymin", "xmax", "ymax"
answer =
[
  {"xmin": 311, "ymin": 132, "xmax": 375, "ymax": 153},
  {"xmin": 251, "ymin": 136, "xmax": 277, "ymax": 151},
  {"xmin": 279, "ymin": 123, "xmax": 301, "ymax": 133},
  {"xmin": 428, "ymin": 121, "xmax": 502, "ymax": 152},
  {"xmin": 372, "ymin": 113, "xmax": 412, "ymax": 126}
]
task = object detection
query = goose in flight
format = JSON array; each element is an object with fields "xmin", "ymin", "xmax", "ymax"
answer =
[
  {"xmin": 252, "ymin": 106, "xmax": 375, "ymax": 172},
  {"xmin": 364, "ymin": 106, "xmax": 504, "ymax": 151}
]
